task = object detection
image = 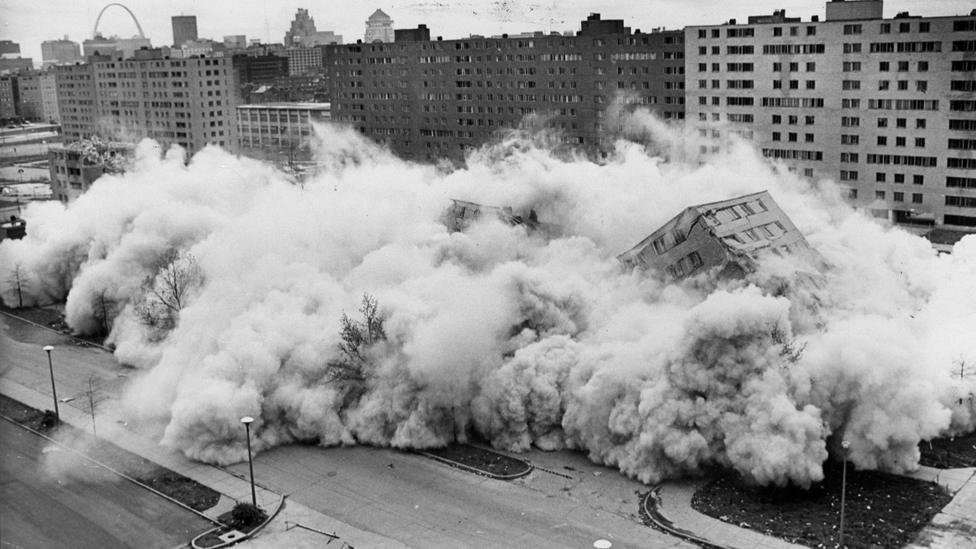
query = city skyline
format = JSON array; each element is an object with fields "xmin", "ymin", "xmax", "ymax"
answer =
[{"xmin": 1, "ymin": 0, "xmax": 973, "ymax": 64}]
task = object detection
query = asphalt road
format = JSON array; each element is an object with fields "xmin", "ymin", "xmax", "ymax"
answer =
[
  {"xmin": 0, "ymin": 419, "xmax": 212, "ymax": 549},
  {"xmin": 0, "ymin": 312, "xmax": 687, "ymax": 549}
]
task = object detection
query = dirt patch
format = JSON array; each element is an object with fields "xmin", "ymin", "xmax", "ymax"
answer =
[
  {"xmin": 423, "ymin": 444, "xmax": 532, "ymax": 478},
  {"xmin": 0, "ymin": 394, "xmax": 220, "ymax": 512},
  {"xmin": 691, "ymin": 460, "xmax": 953, "ymax": 549},
  {"xmin": 919, "ymin": 431, "xmax": 976, "ymax": 468},
  {"xmin": 1, "ymin": 305, "xmax": 108, "ymax": 348}
]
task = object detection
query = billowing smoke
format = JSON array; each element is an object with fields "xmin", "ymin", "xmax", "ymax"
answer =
[{"xmin": 3, "ymin": 114, "xmax": 975, "ymax": 488}]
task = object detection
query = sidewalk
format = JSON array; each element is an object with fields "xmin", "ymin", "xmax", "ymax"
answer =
[
  {"xmin": 0, "ymin": 376, "xmax": 407, "ymax": 549},
  {"xmin": 905, "ymin": 466, "xmax": 976, "ymax": 549},
  {"xmin": 649, "ymin": 481, "xmax": 807, "ymax": 549}
]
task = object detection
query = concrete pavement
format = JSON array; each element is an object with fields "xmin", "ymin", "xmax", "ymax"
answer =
[{"xmin": 0, "ymin": 358, "xmax": 406, "ymax": 548}]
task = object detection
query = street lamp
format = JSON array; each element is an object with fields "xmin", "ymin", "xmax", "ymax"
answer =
[
  {"xmin": 240, "ymin": 416, "xmax": 257, "ymax": 507},
  {"xmin": 43, "ymin": 345, "xmax": 59, "ymax": 420},
  {"xmin": 839, "ymin": 440, "xmax": 851, "ymax": 549}
]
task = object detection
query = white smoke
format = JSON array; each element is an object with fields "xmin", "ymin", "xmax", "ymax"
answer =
[{"xmin": 2, "ymin": 115, "xmax": 974, "ymax": 487}]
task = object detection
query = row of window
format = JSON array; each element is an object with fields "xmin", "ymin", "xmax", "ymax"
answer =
[{"xmin": 700, "ymin": 19, "xmax": 974, "ymax": 40}]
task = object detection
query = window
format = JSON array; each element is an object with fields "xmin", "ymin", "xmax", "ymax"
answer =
[
  {"xmin": 877, "ymin": 136, "xmax": 888, "ymax": 146},
  {"xmin": 899, "ymin": 22, "xmax": 911, "ymax": 33},
  {"xmin": 916, "ymin": 81, "xmax": 927, "ymax": 92},
  {"xmin": 875, "ymin": 190, "xmax": 885, "ymax": 200},
  {"xmin": 788, "ymin": 132, "xmax": 798, "ymax": 142},
  {"xmin": 880, "ymin": 23, "xmax": 891, "ymax": 34},
  {"xmin": 879, "ymin": 61, "xmax": 890, "ymax": 72},
  {"xmin": 893, "ymin": 192, "xmax": 904, "ymax": 202},
  {"xmin": 842, "ymin": 170, "xmax": 859, "ymax": 181},
  {"xmin": 772, "ymin": 131, "xmax": 781, "ymax": 141},
  {"xmin": 894, "ymin": 173, "xmax": 905, "ymax": 184},
  {"xmin": 843, "ymin": 80, "xmax": 861, "ymax": 90},
  {"xmin": 807, "ymin": 26, "xmax": 816, "ymax": 36},
  {"xmin": 849, "ymin": 188, "xmax": 859, "ymax": 199},
  {"xmin": 805, "ymin": 133, "xmax": 814, "ymax": 143},
  {"xmin": 843, "ymin": 43, "xmax": 862, "ymax": 54},
  {"xmin": 879, "ymin": 80, "xmax": 890, "ymax": 91},
  {"xmin": 805, "ymin": 115, "xmax": 815, "ymax": 125},
  {"xmin": 896, "ymin": 118, "xmax": 907, "ymax": 128},
  {"xmin": 806, "ymin": 62, "xmax": 816, "ymax": 72},
  {"xmin": 876, "ymin": 172, "xmax": 886, "ymax": 182},
  {"xmin": 878, "ymin": 118, "xmax": 888, "ymax": 128},
  {"xmin": 916, "ymin": 119, "xmax": 926, "ymax": 129},
  {"xmin": 841, "ymin": 134, "xmax": 860, "ymax": 145},
  {"xmin": 896, "ymin": 136, "xmax": 906, "ymax": 147},
  {"xmin": 806, "ymin": 80, "xmax": 816, "ymax": 90},
  {"xmin": 915, "ymin": 137, "xmax": 925, "ymax": 148},
  {"xmin": 843, "ymin": 61, "xmax": 862, "ymax": 72},
  {"xmin": 918, "ymin": 61, "xmax": 928, "ymax": 72},
  {"xmin": 774, "ymin": 27, "xmax": 783, "ymax": 37},
  {"xmin": 913, "ymin": 174, "xmax": 924, "ymax": 185},
  {"xmin": 841, "ymin": 152, "xmax": 859, "ymax": 163},
  {"xmin": 773, "ymin": 80, "xmax": 783, "ymax": 89},
  {"xmin": 844, "ymin": 24, "xmax": 862, "ymax": 35},
  {"xmin": 772, "ymin": 114, "xmax": 782, "ymax": 124},
  {"xmin": 898, "ymin": 61, "xmax": 909, "ymax": 72},
  {"xmin": 919, "ymin": 22, "xmax": 930, "ymax": 33},
  {"xmin": 842, "ymin": 116, "xmax": 860, "ymax": 127},
  {"xmin": 912, "ymin": 193, "xmax": 923, "ymax": 204}
]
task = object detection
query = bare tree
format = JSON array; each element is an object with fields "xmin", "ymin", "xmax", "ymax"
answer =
[
  {"xmin": 135, "ymin": 249, "xmax": 202, "ymax": 332},
  {"xmin": 5, "ymin": 262, "xmax": 30, "ymax": 308},
  {"xmin": 82, "ymin": 374, "xmax": 109, "ymax": 437},
  {"xmin": 91, "ymin": 289, "xmax": 116, "ymax": 336},
  {"xmin": 326, "ymin": 293, "xmax": 387, "ymax": 383}
]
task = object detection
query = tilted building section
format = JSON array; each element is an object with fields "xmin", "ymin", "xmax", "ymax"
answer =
[
  {"xmin": 617, "ymin": 191, "xmax": 823, "ymax": 282},
  {"xmin": 443, "ymin": 199, "xmax": 540, "ymax": 233}
]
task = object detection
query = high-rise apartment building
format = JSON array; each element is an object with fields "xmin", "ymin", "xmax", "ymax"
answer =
[
  {"xmin": 54, "ymin": 62, "xmax": 97, "ymax": 138},
  {"xmin": 56, "ymin": 52, "xmax": 239, "ymax": 154},
  {"xmin": 41, "ymin": 37, "xmax": 82, "ymax": 67},
  {"xmin": 39, "ymin": 71, "xmax": 60, "ymax": 123},
  {"xmin": 365, "ymin": 9, "xmax": 395, "ymax": 43},
  {"xmin": 285, "ymin": 47, "xmax": 322, "ymax": 76},
  {"xmin": 686, "ymin": 0, "xmax": 976, "ymax": 231},
  {"xmin": 324, "ymin": 14, "xmax": 685, "ymax": 163},
  {"xmin": 13, "ymin": 72, "xmax": 43, "ymax": 120},
  {"xmin": 172, "ymin": 15, "xmax": 199, "ymax": 47},
  {"xmin": 0, "ymin": 77, "xmax": 16, "ymax": 119}
]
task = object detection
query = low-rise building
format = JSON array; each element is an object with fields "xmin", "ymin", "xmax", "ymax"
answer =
[
  {"xmin": 443, "ymin": 199, "xmax": 540, "ymax": 232},
  {"xmin": 617, "ymin": 191, "xmax": 823, "ymax": 282},
  {"xmin": 236, "ymin": 102, "xmax": 330, "ymax": 163}
]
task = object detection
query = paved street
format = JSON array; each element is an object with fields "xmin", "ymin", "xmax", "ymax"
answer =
[{"xmin": 0, "ymin": 418, "xmax": 212, "ymax": 549}]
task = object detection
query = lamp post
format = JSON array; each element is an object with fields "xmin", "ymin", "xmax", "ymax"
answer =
[
  {"xmin": 839, "ymin": 440, "xmax": 850, "ymax": 549},
  {"xmin": 43, "ymin": 345, "xmax": 59, "ymax": 420},
  {"xmin": 240, "ymin": 416, "xmax": 257, "ymax": 507}
]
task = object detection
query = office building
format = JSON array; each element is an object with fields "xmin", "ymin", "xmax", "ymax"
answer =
[
  {"xmin": 82, "ymin": 36, "xmax": 153, "ymax": 59},
  {"xmin": 233, "ymin": 54, "xmax": 289, "ymax": 84},
  {"xmin": 41, "ymin": 37, "xmax": 83, "ymax": 67},
  {"xmin": 0, "ymin": 41, "xmax": 20, "ymax": 55},
  {"xmin": 0, "ymin": 77, "xmax": 16, "ymax": 119},
  {"xmin": 172, "ymin": 15, "xmax": 199, "ymax": 47},
  {"xmin": 285, "ymin": 8, "xmax": 342, "ymax": 47},
  {"xmin": 365, "ymin": 9, "xmax": 395, "ymax": 43},
  {"xmin": 685, "ymin": 0, "xmax": 976, "ymax": 231},
  {"xmin": 236, "ymin": 102, "xmax": 330, "ymax": 161},
  {"xmin": 324, "ymin": 13, "xmax": 685, "ymax": 163},
  {"xmin": 285, "ymin": 47, "xmax": 322, "ymax": 76},
  {"xmin": 224, "ymin": 35, "xmax": 247, "ymax": 50},
  {"xmin": 0, "ymin": 57, "xmax": 34, "ymax": 74},
  {"xmin": 56, "ymin": 52, "xmax": 239, "ymax": 154}
]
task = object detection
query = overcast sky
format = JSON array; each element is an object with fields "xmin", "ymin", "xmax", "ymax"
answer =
[{"xmin": 1, "ymin": 1, "xmax": 971, "ymax": 62}]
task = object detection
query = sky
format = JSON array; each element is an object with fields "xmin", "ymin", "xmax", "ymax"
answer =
[{"xmin": 1, "ymin": 1, "xmax": 972, "ymax": 64}]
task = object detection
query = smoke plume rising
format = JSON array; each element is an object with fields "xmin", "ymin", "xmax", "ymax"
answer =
[{"xmin": 3, "ymin": 113, "xmax": 975, "ymax": 487}]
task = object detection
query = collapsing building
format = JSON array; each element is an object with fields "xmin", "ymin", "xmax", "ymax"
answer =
[
  {"xmin": 617, "ymin": 191, "xmax": 824, "ymax": 283},
  {"xmin": 443, "ymin": 199, "xmax": 540, "ymax": 233}
]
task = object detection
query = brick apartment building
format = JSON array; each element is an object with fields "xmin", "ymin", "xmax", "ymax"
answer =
[
  {"xmin": 686, "ymin": 0, "xmax": 976, "ymax": 231},
  {"xmin": 323, "ymin": 14, "xmax": 686, "ymax": 163},
  {"xmin": 55, "ymin": 51, "xmax": 238, "ymax": 154}
]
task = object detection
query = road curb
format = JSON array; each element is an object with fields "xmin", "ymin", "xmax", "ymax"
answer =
[
  {"xmin": 190, "ymin": 494, "xmax": 286, "ymax": 549},
  {"xmin": 416, "ymin": 449, "xmax": 534, "ymax": 480},
  {"xmin": 0, "ymin": 411, "xmax": 224, "ymax": 528},
  {"xmin": 639, "ymin": 486, "xmax": 729, "ymax": 549},
  {"xmin": 0, "ymin": 309, "xmax": 114, "ymax": 353}
]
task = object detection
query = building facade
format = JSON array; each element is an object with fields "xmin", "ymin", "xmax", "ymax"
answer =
[
  {"xmin": 284, "ymin": 8, "xmax": 342, "ymax": 47},
  {"xmin": 685, "ymin": 0, "xmax": 976, "ymax": 231},
  {"xmin": 41, "ymin": 37, "xmax": 82, "ymax": 67},
  {"xmin": 56, "ymin": 52, "xmax": 239, "ymax": 154},
  {"xmin": 13, "ymin": 72, "xmax": 43, "ymax": 120},
  {"xmin": 172, "ymin": 15, "xmax": 199, "ymax": 47},
  {"xmin": 617, "ymin": 191, "xmax": 822, "ymax": 282},
  {"xmin": 48, "ymin": 138, "xmax": 131, "ymax": 203},
  {"xmin": 39, "ymin": 71, "xmax": 60, "ymax": 123},
  {"xmin": 0, "ymin": 77, "xmax": 16, "ymax": 119},
  {"xmin": 285, "ymin": 47, "xmax": 322, "ymax": 76},
  {"xmin": 324, "ymin": 13, "xmax": 685, "ymax": 163},
  {"xmin": 236, "ymin": 102, "xmax": 330, "ymax": 162},
  {"xmin": 365, "ymin": 9, "xmax": 395, "ymax": 43}
]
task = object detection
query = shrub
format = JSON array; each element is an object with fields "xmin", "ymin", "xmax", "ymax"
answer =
[{"xmin": 229, "ymin": 502, "xmax": 267, "ymax": 531}]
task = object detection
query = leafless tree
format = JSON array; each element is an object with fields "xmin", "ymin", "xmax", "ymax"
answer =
[
  {"xmin": 135, "ymin": 249, "xmax": 202, "ymax": 332},
  {"xmin": 91, "ymin": 289, "xmax": 116, "ymax": 336},
  {"xmin": 4, "ymin": 262, "xmax": 30, "ymax": 308},
  {"xmin": 326, "ymin": 293, "xmax": 386, "ymax": 383},
  {"xmin": 82, "ymin": 374, "xmax": 108, "ymax": 437}
]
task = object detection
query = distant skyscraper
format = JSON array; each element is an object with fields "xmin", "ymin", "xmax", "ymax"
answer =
[
  {"xmin": 41, "ymin": 37, "xmax": 82, "ymax": 67},
  {"xmin": 364, "ymin": 9, "xmax": 394, "ymax": 43},
  {"xmin": 224, "ymin": 35, "xmax": 247, "ymax": 50},
  {"xmin": 172, "ymin": 15, "xmax": 198, "ymax": 47},
  {"xmin": 284, "ymin": 8, "xmax": 342, "ymax": 46},
  {"xmin": 0, "ymin": 40, "xmax": 21, "ymax": 55}
]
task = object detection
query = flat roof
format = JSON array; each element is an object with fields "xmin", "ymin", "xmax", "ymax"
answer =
[{"xmin": 237, "ymin": 102, "xmax": 331, "ymax": 110}]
